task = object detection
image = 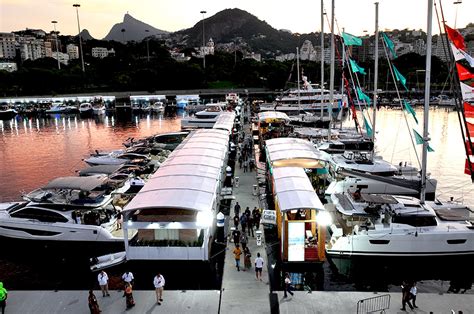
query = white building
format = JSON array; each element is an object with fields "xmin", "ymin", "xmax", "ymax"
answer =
[
  {"xmin": 0, "ymin": 62, "xmax": 17, "ymax": 72},
  {"xmin": 67, "ymin": 44, "xmax": 79, "ymax": 59},
  {"xmin": 244, "ymin": 52, "xmax": 261, "ymax": 62},
  {"xmin": 0, "ymin": 33, "xmax": 17, "ymax": 59},
  {"xmin": 18, "ymin": 36, "xmax": 44, "ymax": 61},
  {"xmin": 91, "ymin": 47, "xmax": 115, "ymax": 59},
  {"xmin": 413, "ymin": 38, "xmax": 426, "ymax": 55},
  {"xmin": 300, "ymin": 40, "xmax": 317, "ymax": 61},
  {"xmin": 200, "ymin": 38, "xmax": 215, "ymax": 57},
  {"xmin": 52, "ymin": 51, "xmax": 69, "ymax": 65}
]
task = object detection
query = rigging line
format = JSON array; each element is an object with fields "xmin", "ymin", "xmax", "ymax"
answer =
[{"xmin": 381, "ymin": 38, "xmax": 421, "ymax": 168}]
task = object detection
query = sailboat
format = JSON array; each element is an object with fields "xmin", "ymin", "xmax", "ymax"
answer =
[{"xmin": 325, "ymin": 1, "xmax": 474, "ymax": 276}]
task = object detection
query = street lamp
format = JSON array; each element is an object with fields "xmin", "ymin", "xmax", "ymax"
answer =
[
  {"xmin": 145, "ymin": 29, "xmax": 150, "ymax": 62},
  {"xmin": 453, "ymin": 1, "xmax": 462, "ymax": 28},
  {"xmin": 200, "ymin": 10, "xmax": 207, "ymax": 69},
  {"xmin": 51, "ymin": 20, "xmax": 61, "ymax": 70},
  {"xmin": 72, "ymin": 4, "xmax": 85, "ymax": 72}
]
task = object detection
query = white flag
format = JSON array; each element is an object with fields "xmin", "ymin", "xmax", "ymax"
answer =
[{"xmin": 460, "ymin": 81, "xmax": 474, "ymax": 101}]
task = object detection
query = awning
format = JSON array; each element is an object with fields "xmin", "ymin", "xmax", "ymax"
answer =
[
  {"xmin": 79, "ymin": 165, "xmax": 123, "ymax": 176},
  {"xmin": 266, "ymin": 137, "xmax": 327, "ymax": 168},
  {"xmin": 258, "ymin": 111, "xmax": 290, "ymax": 123},
  {"xmin": 213, "ymin": 112, "xmax": 236, "ymax": 132},
  {"xmin": 44, "ymin": 175, "xmax": 108, "ymax": 191}
]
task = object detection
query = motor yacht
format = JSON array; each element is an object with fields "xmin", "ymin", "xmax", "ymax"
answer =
[
  {"xmin": 79, "ymin": 103, "xmax": 93, "ymax": 116},
  {"xmin": 181, "ymin": 103, "xmax": 228, "ymax": 129},
  {"xmin": 84, "ymin": 152, "xmax": 151, "ymax": 166}
]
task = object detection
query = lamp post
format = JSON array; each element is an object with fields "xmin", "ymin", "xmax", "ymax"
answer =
[
  {"xmin": 51, "ymin": 20, "xmax": 61, "ymax": 70},
  {"xmin": 200, "ymin": 10, "xmax": 207, "ymax": 69},
  {"xmin": 453, "ymin": 0, "xmax": 462, "ymax": 28},
  {"xmin": 72, "ymin": 4, "xmax": 85, "ymax": 72},
  {"xmin": 145, "ymin": 29, "xmax": 150, "ymax": 62}
]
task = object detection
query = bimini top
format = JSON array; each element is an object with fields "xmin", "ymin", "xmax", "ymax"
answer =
[
  {"xmin": 213, "ymin": 112, "xmax": 236, "ymax": 132},
  {"xmin": 124, "ymin": 129, "xmax": 229, "ymax": 213},
  {"xmin": 272, "ymin": 167, "xmax": 323, "ymax": 212},
  {"xmin": 266, "ymin": 137, "xmax": 327, "ymax": 168},
  {"xmin": 78, "ymin": 165, "xmax": 123, "ymax": 176},
  {"xmin": 43, "ymin": 175, "xmax": 108, "ymax": 191},
  {"xmin": 258, "ymin": 111, "xmax": 290, "ymax": 123}
]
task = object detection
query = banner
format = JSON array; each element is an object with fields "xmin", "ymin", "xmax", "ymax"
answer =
[
  {"xmin": 460, "ymin": 82, "xmax": 474, "ymax": 101},
  {"xmin": 456, "ymin": 63, "xmax": 474, "ymax": 81},
  {"xmin": 445, "ymin": 24, "xmax": 466, "ymax": 51},
  {"xmin": 465, "ymin": 157, "xmax": 474, "ymax": 175}
]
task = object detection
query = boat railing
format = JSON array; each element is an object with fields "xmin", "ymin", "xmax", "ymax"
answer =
[{"xmin": 356, "ymin": 294, "xmax": 390, "ymax": 314}]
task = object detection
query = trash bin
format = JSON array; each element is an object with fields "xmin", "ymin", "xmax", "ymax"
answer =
[
  {"xmin": 252, "ymin": 184, "xmax": 258, "ymax": 196},
  {"xmin": 234, "ymin": 176, "xmax": 240, "ymax": 188}
]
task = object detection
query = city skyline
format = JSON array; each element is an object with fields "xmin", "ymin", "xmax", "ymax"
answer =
[{"xmin": 1, "ymin": 0, "xmax": 472, "ymax": 39}]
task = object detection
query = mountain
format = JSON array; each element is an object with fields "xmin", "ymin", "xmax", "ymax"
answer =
[
  {"xmin": 103, "ymin": 13, "xmax": 169, "ymax": 42},
  {"xmin": 175, "ymin": 8, "xmax": 306, "ymax": 54},
  {"xmin": 79, "ymin": 29, "xmax": 94, "ymax": 41}
]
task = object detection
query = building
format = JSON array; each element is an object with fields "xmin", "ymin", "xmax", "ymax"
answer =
[
  {"xmin": 91, "ymin": 47, "xmax": 115, "ymax": 58},
  {"xmin": 0, "ymin": 33, "xmax": 17, "ymax": 59},
  {"xmin": 18, "ymin": 36, "xmax": 44, "ymax": 61},
  {"xmin": 200, "ymin": 38, "xmax": 215, "ymax": 57},
  {"xmin": 0, "ymin": 62, "xmax": 17, "ymax": 72},
  {"xmin": 52, "ymin": 51, "xmax": 69, "ymax": 65},
  {"xmin": 66, "ymin": 44, "xmax": 79, "ymax": 59},
  {"xmin": 243, "ymin": 52, "xmax": 261, "ymax": 62}
]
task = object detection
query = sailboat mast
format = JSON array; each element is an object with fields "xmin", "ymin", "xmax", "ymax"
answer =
[
  {"xmin": 372, "ymin": 2, "xmax": 379, "ymax": 148},
  {"xmin": 421, "ymin": 0, "xmax": 433, "ymax": 204},
  {"xmin": 328, "ymin": 0, "xmax": 335, "ymax": 140},
  {"xmin": 320, "ymin": 0, "xmax": 325, "ymax": 119},
  {"xmin": 297, "ymin": 47, "xmax": 301, "ymax": 109}
]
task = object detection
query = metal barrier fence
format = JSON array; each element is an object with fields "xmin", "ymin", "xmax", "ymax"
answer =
[{"xmin": 356, "ymin": 294, "xmax": 391, "ymax": 314}]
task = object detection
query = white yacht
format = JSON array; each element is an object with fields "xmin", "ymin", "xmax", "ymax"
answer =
[
  {"xmin": 79, "ymin": 103, "xmax": 93, "ymax": 116},
  {"xmin": 181, "ymin": 103, "xmax": 228, "ymax": 129},
  {"xmin": 84, "ymin": 152, "xmax": 151, "ymax": 166},
  {"xmin": 326, "ymin": 193, "xmax": 474, "ymax": 274},
  {"xmin": 46, "ymin": 102, "xmax": 78, "ymax": 114},
  {"xmin": 92, "ymin": 103, "xmax": 106, "ymax": 115}
]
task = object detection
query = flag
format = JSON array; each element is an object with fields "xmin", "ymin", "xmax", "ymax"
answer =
[
  {"xmin": 404, "ymin": 100, "xmax": 418, "ymax": 124},
  {"xmin": 445, "ymin": 24, "xmax": 466, "ymax": 51},
  {"xmin": 465, "ymin": 157, "xmax": 474, "ymax": 175},
  {"xmin": 460, "ymin": 82, "xmax": 474, "ymax": 101},
  {"xmin": 349, "ymin": 58, "xmax": 366, "ymax": 75},
  {"xmin": 382, "ymin": 32, "xmax": 397, "ymax": 58},
  {"xmin": 413, "ymin": 129, "xmax": 435, "ymax": 152},
  {"xmin": 465, "ymin": 102, "xmax": 474, "ymax": 137},
  {"xmin": 356, "ymin": 87, "xmax": 371, "ymax": 105},
  {"xmin": 342, "ymin": 32, "xmax": 362, "ymax": 46},
  {"xmin": 460, "ymin": 50, "xmax": 474, "ymax": 68},
  {"xmin": 363, "ymin": 115, "xmax": 373, "ymax": 138},
  {"xmin": 456, "ymin": 63, "xmax": 474, "ymax": 81},
  {"xmin": 393, "ymin": 65, "xmax": 408, "ymax": 91},
  {"xmin": 451, "ymin": 43, "xmax": 465, "ymax": 62}
]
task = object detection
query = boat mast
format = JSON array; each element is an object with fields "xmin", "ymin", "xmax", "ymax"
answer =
[
  {"xmin": 421, "ymin": 0, "xmax": 433, "ymax": 204},
  {"xmin": 320, "ymin": 0, "xmax": 325, "ymax": 119},
  {"xmin": 372, "ymin": 2, "xmax": 379, "ymax": 159},
  {"xmin": 297, "ymin": 47, "xmax": 301, "ymax": 110},
  {"xmin": 328, "ymin": 0, "xmax": 335, "ymax": 140}
]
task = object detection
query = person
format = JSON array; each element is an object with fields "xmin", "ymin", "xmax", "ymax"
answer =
[
  {"xmin": 243, "ymin": 160, "xmax": 248, "ymax": 173},
  {"xmin": 97, "ymin": 270, "xmax": 110, "ymax": 297},
  {"xmin": 88, "ymin": 289, "xmax": 101, "ymax": 314},
  {"xmin": 253, "ymin": 208, "xmax": 261, "ymax": 230},
  {"xmin": 255, "ymin": 252, "xmax": 264, "ymax": 281},
  {"xmin": 238, "ymin": 155, "xmax": 243, "ymax": 169},
  {"xmin": 400, "ymin": 281, "xmax": 414, "ymax": 311},
  {"xmin": 353, "ymin": 188, "xmax": 362, "ymax": 200},
  {"xmin": 0, "ymin": 282, "xmax": 7, "ymax": 314},
  {"xmin": 116, "ymin": 211, "xmax": 123, "ymax": 230},
  {"xmin": 232, "ymin": 228, "xmax": 241, "ymax": 245},
  {"xmin": 244, "ymin": 207, "xmax": 251, "ymax": 218},
  {"xmin": 233, "ymin": 244, "xmax": 242, "ymax": 271},
  {"xmin": 122, "ymin": 271, "xmax": 134, "ymax": 295},
  {"xmin": 71, "ymin": 210, "xmax": 78, "ymax": 224},
  {"xmin": 410, "ymin": 282, "xmax": 418, "ymax": 309},
  {"xmin": 124, "ymin": 283, "xmax": 135, "ymax": 309},
  {"xmin": 240, "ymin": 232, "xmax": 248, "ymax": 250},
  {"xmin": 153, "ymin": 273, "xmax": 165, "ymax": 305},
  {"xmin": 244, "ymin": 246, "xmax": 252, "ymax": 270},
  {"xmin": 284, "ymin": 273, "xmax": 294, "ymax": 298},
  {"xmin": 233, "ymin": 214, "xmax": 240, "ymax": 229},
  {"xmin": 240, "ymin": 213, "xmax": 247, "ymax": 234},
  {"xmin": 234, "ymin": 202, "xmax": 241, "ymax": 217},
  {"xmin": 247, "ymin": 215, "xmax": 254, "ymax": 237}
]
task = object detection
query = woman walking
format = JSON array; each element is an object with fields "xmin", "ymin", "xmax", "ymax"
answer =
[
  {"xmin": 124, "ymin": 283, "xmax": 135, "ymax": 309},
  {"xmin": 244, "ymin": 246, "xmax": 252, "ymax": 270},
  {"xmin": 88, "ymin": 290, "xmax": 101, "ymax": 314}
]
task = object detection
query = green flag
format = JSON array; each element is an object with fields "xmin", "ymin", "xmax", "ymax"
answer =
[
  {"xmin": 342, "ymin": 32, "xmax": 362, "ymax": 46},
  {"xmin": 428, "ymin": 145, "xmax": 435, "ymax": 152},
  {"xmin": 403, "ymin": 100, "xmax": 418, "ymax": 124},
  {"xmin": 393, "ymin": 65, "xmax": 408, "ymax": 91},
  {"xmin": 349, "ymin": 58, "xmax": 366, "ymax": 75},
  {"xmin": 357, "ymin": 87, "xmax": 371, "ymax": 105},
  {"xmin": 364, "ymin": 116, "xmax": 373, "ymax": 138},
  {"xmin": 382, "ymin": 32, "xmax": 397, "ymax": 58},
  {"xmin": 413, "ymin": 129, "xmax": 423, "ymax": 145}
]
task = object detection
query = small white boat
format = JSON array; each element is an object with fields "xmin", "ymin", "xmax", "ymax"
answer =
[
  {"xmin": 93, "ymin": 103, "xmax": 106, "ymax": 115},
  {"xmin": 150, "ymin": 101, "xmax": 164, "ymax": 113},
  {"xmin": 84, "ymin": 152, "xmax": 151, "ymax": 166},
  {"xmin": 79, "ymin": 103, "xmax": 94, "ymax": 116},
  {"xmin": 90, "ymin": 251, "xmax": 127, "ymax": 271}
]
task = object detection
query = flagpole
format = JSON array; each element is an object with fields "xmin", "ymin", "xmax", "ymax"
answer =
[
  {"xmin": 421, "ymin": 0, "xmax": 433, "ymax": 204},
  {"xmin": 297, "ymin": 47, "xmax": 301, "ymax": 110},
  {"xmin": 340, "ymin": 27, "xmax": 345, "ymax": 130},
  {"xmin": 328, "ymin": 0, "xmax": 335, "ymax": 141},
  {"xmin": 372, "ymin": 2, "xmax": 379, "ymax": 160},
  {"xmin": 320, "ymin": 0, "xmax": 325, "ymax": 120}
]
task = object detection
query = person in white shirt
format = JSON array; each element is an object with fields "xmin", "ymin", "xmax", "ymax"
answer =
[
  {"xmin": 122, "ymin": 271, "xmax": 134, "ymax": 284},
  {"xmin": 410, "ymin": 282, "xmax": 418, "ymax": 309},
  {"xmin": 254, "ymin": 252, "xmax": 264, "ymax": 281},
  {"xmin": 97, "ymin": 270, "xmax": 110, "ymax": 297},
  {"xmin": 153, "ymin": 273, "xmax": 165, "ymax": 305},
  {"xmin": 284, "ymin": 273, "xmax": 294, "ymax": 298}
]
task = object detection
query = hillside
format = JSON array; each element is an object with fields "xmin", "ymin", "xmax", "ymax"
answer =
[{"xmin": 103, "ymin": 13, "xmax": 168, "ymax": 42}]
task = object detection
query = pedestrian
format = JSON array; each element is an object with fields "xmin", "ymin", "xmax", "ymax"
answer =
[
  {"xmin": 244, "ymin": 206, "xmax": 251, "ymax": 218},
  {"xmin": 232, "ymin": 227, "xmax": 241, "ymax": 245},
  {"xmin": 244, "ymin": 247, "xmax": 252, "ymax": 270},
  {"xmin": 240, "ymin": 213, "xmax": 247, "ymax": 233},
  {"xmin": 233, "ymin": 214, "xmax": 240, "ymax": 229},
  {"xmin": 240, "ymin": 232, "xmax": 248, "ymax": 250},
  {"xmin": 88, "ymin": 289, "xmax": 101, "ymax": 314},
  {"xmin": 249, "ymin": 158, "xmax": 255, "ymax": 171},
  {"xmin": 124, "ymin": 283, "xmax": 135, "ymax": 309},
  {"xmin": 116, "ymin": 211, "xmax": 123, "ymax": 230},
  {"xmin": 97, "ymin": 270, "xmax": 110, "ymax": 297},
  {"xmin": 284, "ymin": 273, "xmax": 294, "ymax": 298},
  {"xmin": 234, "ymin": 202, "xmax": 241, "ymax": 216},
  {"xmin": 243, "ymin": 160, "xmax": 248, "ymax": 172},
  {"xmin": 253, "ymin": 208, "xmax": 261, "ymax": 230},
  {"xmin": 247, "ymin": 215, "xmax": 254, "ymax": 237},
  {"xmin": 410, "ymin": 282, "xmax": 418, "ymax": 309},
  {"xmin": 233, "ymin": 244, "xmax": 242, "ymax": 271},
  {"xmin": 0, "ymin": 282, "xmax": 7, "ymax": 314},
  {"xmin": 255, "ymin": 252, "xmax": 264, "ymax": 281},
  {"xmin": 400, "ymin": 281, "xmax": 414, "ymax": 311},
  {"xmin": 153, "ymin": 273, "xmax": 165, "ymax": 305},
  {"xmin": 238, "ymin": 155, "xmax": 243, "ymax": 169},
  {"xmin": 122, "ymin": 271, "xmax": 134, "ymax": 295}
]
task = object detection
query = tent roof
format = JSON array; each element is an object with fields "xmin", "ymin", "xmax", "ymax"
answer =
[
  {"xmin": 266, "ymin": 137, "xmax": 327, "ymax": 168},
  {"xmin": 213, "ymin": 112, "xmax": 236, "ymax": 132},
  {"xmin": 258, "ymin": 111, "xmax": 290, "ymax": 123},
  {"xmin": 43, "ymin": 175, "xmax": 107, "ymax": 191}
]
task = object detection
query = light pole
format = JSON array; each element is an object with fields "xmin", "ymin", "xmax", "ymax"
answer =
[
  {"xmin": 200, "ymin": 10, "xmax": 207, "ymax": 69},
  {"xmin": 121, "ymin": 28, "xmax": 126, "ymax": 43},
  {"xmin": 453, "ymin": 1, "xmax": 462, "ymax": 28},
  {"xmin": 145, "ymin": 29, "xmax": 150, "ymax": 62},
  {"xmin": 51, "ymin": 20, "xmax": 61, "ymax": 70},
  {"xmin": 72, "ymin": 4, "xmax": 85, "ymax": 72}
]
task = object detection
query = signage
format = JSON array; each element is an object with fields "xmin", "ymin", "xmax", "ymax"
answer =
[
  {"xmin": 288, "ymin": 222, "xmax": 305, "ymax": 262},
  {"xmin": 261, "ymin": 210, "xmax": 276, "ymax": 225}
]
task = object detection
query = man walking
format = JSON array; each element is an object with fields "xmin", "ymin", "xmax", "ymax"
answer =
[
  {"xmin": 255, "ymin": 252, "xmax": 264, "ymax": 281},
  {"xmin": 232, "ymin": 227, "xmax": 241, "ymax": 245},
  {"xmin": 240, "ymin": 232, "xmax": 248, "ymax": 250},
  {"xmin": 122, "ymin": 271, "xmax": 134, "ymax": 295},
  {"xmin": 153, "ymin": 273, "xmax": 165, "ymax": 305},
  {"xmin": 233, "ymin": 244, "xmax": 242, "ymax": 271},
  {"xmin": 253, "ymin": 207, "xmax": 261, "ymax": 230},
  {"xmin": 0, "ymin": 282, "xmax": 7, "ymax": 314},
  {"xmin": 240, "ymin": 213, "xmax": 247, "ymax": 234},
  {"xmin": 247, "ymin": 215, "xmax": 254, "ymax": 237},
  {"xmin": 234, "ymin": 202, "xmax": 241, "ymax": 217},
  {"xmin": 97, "ymin": 270, "xmax": 110, "ymax": 297},
  {"xmin": 284, "ymin": 273, "xmax": 294, "ymax": 298}
]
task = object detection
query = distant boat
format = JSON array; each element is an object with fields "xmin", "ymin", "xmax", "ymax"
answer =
[
  {"xmin": 0, "ymin": 106, "xmax": 17, "ymax": 120},
  {"xmin": 79, "ymin": 103, "xmax": 94, "ymax": 116},
  {"xmin": 176, "ymin": 95, "xmax": 200, "ymax": 109},
  {"xmin": 46, "ymin": 102, "xmax": 78, "ymax": 114},
  {"xmin": 92, "ymin": 103, "xmax": 106, "ymax": 115}
]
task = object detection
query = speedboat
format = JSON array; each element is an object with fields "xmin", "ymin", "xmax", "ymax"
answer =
[
  {"xmin": 46, "ymin": 102, "xmax": 78, "ymax": 114},
  {"xmin": 93, "ymin": 103, "xmax": 106, "ymax": 115},
  {"xmin": 181, "ymin": 103, "xmax": 228, "ymax": 129},
  {"xmin": 326, "ymin": 192, "xmax": 474, "ymax": 275},
  {"xmin": 150, "ymin": 101, "xmax": 165, "ymax": 113},
  {"xmin": 84, "ymin": 152, "xmax": 151, "ymax": 166},
  {"xmin": 176, "ymin": 95, "xmax": 200, "ymax": 109},
  {"xmin": 79, "ymin": 103, "xmax": 94, "ymax": 116}
]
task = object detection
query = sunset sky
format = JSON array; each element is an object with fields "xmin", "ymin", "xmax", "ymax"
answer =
[{"xmin": 0, "ymin": 0, "xmax": 472, "ymax": 39}]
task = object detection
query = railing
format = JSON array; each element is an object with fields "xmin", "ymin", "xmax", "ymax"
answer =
[{"xmin": 356, "ymin": 294, "xmax": 390, "ymax": 314}]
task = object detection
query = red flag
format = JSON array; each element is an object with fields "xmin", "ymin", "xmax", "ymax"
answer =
[
  {"xmin": 465, "ymin": 102, "xmax": 474, "ymax": 117},
  {"xmin": 465, "ymin": 158, "xmax": 474, "ymax": 175},
  {"xmin": 467, "ymin": 140, "xmax": 473, "ymax": 155},
  {"xmin": 457, "ymin": 63, "xmax": 474, "ymax": 81},
  {"xmin": 445, "ymin": 24, "xmax": 466, "ymax": 51}
]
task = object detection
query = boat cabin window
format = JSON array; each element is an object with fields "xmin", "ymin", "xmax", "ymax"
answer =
[
  {"xmin": 392, "ymin": 215, "xmax": 437, "ymax": 227},
  {"xmin": 10, "ymin": 207, "xmax": 69, "ymax": 223}
]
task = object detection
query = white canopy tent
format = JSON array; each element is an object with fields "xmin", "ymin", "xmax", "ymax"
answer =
[
  {"xmin": 266, "ymin": 137, "xmax": 328, "ymax": 168},
  {"xmin": 213, "ymin": 112, "xmax": 236, "ymax": 132}
]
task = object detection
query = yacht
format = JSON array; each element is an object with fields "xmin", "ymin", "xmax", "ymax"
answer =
[
  {"xmin": 0, "ymin": 106, "xmax": 17, "ymax": 120},
  {"xmin": 79, "ymin": 103, "xmax": 94, "ymax": 116},
  {"xmin": 181, "ymin": 103, "xmax": 228, "ymax": 129},
  {"xmin": 326, "ymin": 193, "xmax": 474, "ymax": 275},
  {"xmin": 46, "ymin": 102, "xmax": 78, "ymax": 114},
  {"xmin": 176, "ymin": 95, "xmax": 200, "ymax": 109},
  {"xmin": 84, "ymin": 152, "xmax": 151, "ymax": 166},
  {"xmin": 92, "ymin": 103, "xmax": 106, "ymax": 115}
]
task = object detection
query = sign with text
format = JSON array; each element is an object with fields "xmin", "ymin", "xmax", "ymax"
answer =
[
  {"xmin": 288, "ymin": 222, "xmax": 305, "ymax": 262},
  {"xmin": 261, "ymin": 210, "xmax": 276, "ymax": 225}
]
